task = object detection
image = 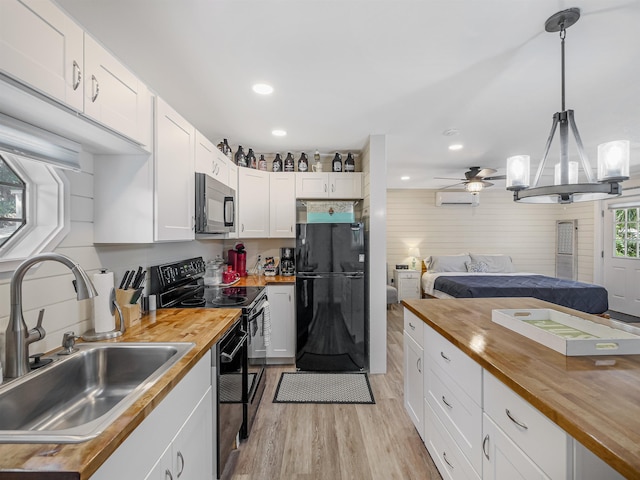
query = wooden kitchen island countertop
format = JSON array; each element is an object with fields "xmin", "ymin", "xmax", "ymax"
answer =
[
  {"xmin": 0, "ymin": 308, "xmax": 241, "ymax": 480},
  {"xmin": 403, "ymin": 297, "xmax": 640, "ymax": 479}
]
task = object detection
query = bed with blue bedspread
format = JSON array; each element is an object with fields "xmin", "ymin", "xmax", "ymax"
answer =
[{"xmin": 421, "ymin": 254, "xmax": 609, "ymax": 315}]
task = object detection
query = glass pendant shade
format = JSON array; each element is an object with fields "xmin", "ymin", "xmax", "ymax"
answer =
[
  {"xmin": 597, "ymin": 140, "xmax": 630, "ymax": 181},
  {"xmin": 554, "ymin": 161, "xmax": 578, "ymax": 185},
  {"xmin": 465, "ymin": 181, "xmax": 484, "ymax": 194},
  {"xmin": 506, "ymin": 155, "xmax": 530, "ymax": 190}
]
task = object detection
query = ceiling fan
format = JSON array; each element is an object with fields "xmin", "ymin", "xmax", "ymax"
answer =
[{"xmin": 436, "ymin": 166, "xmax": 506, "ymax": 194}]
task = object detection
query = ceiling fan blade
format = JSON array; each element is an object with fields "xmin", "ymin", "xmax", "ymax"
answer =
[
  {"xmin": 480, "ymin": 180, "xmax": 494, "ymax": 187},
  {"xmin": 475, "ymin": 168, "xmax": 497, "ymax": 178},
  {"xmin": 483, "ymin": 174, "xmax": 506, "ymax": 181},
  {"xmin": 441, "ymin": 182, "xmax": 466, "ymax": 189},
  {"xmin": 434, "ymin": 176, "xmax": 465, "ymax": 180}
]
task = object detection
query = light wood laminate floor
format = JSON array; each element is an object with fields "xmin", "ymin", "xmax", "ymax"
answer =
[{"xmin": 225, "ymin": 305, "xmax": 441, "ymax": 480}]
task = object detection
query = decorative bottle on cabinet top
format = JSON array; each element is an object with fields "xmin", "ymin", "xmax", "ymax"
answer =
[
  {"xmin": 284, "ymin": 152, "xmax": 295, "ymax": 172},
  {"xmin": 298, "ymin": 152, "xmax": 309, "ymax": 172},
  {"xmin": 223, "ymin": 139, "xmax": 233, "ymax": 160},
  {"xmin": 247, "ymin": 148, "xmax": 257, "ymax": 169},
  {"xmin": 258, "ymin": 154, "xmax": 267, "ymax": 171},
  {"xmin": 235, "ymin": 146, "xmax": 247, "ymax": 167},
  {"xmin": 345, "ymin": 152, "xmax": 355, "ymax": 172},
  {"xmin": 272, "ymin": 153, "xmax": 283, "ymax": 172},
  {"xmin": 332, "ymin": 153, "xmax": 342, "ymax": 172}
]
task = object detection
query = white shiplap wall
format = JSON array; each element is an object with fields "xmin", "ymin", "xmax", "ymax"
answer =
[
  {"xmin": 386, "ymin": 188, "xmax": 598, "ymax": 283},
  {"xmin": 0, "ymin": 152, "xmax": 225, "ymax": 362}
]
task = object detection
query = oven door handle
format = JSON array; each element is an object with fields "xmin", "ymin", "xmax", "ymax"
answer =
[{"xmin": 220, "ymin": 330, "xmax": 248, "ymax": 362}]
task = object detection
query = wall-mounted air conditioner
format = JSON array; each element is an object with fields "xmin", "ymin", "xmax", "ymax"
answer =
[{"xmin": 435, "ymin": 191, "xmax": 479, "ymax": 207}]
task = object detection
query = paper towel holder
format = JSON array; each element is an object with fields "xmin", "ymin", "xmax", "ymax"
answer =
[{"xmin": 82, "ymin": 288, "xmax": 126, "ymax": 341}]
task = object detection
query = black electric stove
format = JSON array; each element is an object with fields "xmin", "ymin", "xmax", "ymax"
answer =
[{"xmin": 148, "ymin": 257, "xmax": 267, "ymax": 443}]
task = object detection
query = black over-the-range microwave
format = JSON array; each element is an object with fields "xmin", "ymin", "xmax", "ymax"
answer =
[{"xmin": 195, "ymin": 172, "xmax": 235, "ymax": 234}]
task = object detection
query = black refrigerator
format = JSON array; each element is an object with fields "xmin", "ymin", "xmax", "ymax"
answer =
[{"xmin": 295, "ymin": 222, "xmax": 367, "ymax": 371}]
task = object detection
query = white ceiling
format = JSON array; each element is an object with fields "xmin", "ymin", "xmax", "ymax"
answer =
[{"xmin": 55, "ymin": 0, "xmax": 640, "ymax": 190}]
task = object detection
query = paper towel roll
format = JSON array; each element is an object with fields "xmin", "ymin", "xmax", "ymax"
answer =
[{"xmin": 93, "ymin": 271, "xmax": 115, "ymax": 333}]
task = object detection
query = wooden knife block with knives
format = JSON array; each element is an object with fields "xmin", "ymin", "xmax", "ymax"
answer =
[{"xmin": 117, "ymin": 267, "xmax": 146, "ymax": 328}]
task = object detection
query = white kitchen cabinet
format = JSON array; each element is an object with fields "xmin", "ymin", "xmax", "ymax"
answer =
[
  {"xmin": 0, "ymin": 0, "xmax": 84, "ymax": 111},
  {"xmin": 237, "ymin": 168, "xmax": 269, "ymax": 238},
  {"xmin": 266, "ymin": 284, "xmax": 295, "ymax": 361},
  {"xmin": 83, "ymin": 34, "xmax": 152, "ymax": 148},
  {"xmin": 269, "ymin": 173, "xmax": 296, "ymax": 238},
  {"xmin": 227, "ymin": 162, "xmax": 239, "ymax": 239},
  {"xmin": 196, "ymin": 132, "xmax": 229, "ymax": 186},
  {"xmin": 295, "ymin": 172, "xmax": 362, "ymax": 199},
  {"xmin": 92, "ymin": 351, "xmax": 213, "ymax": 480},
  {"xmin": 404, "ymin": 332, "xmax": 424, "ymax": 440},
  {"xmin": 145, "ymin": 388, "xmax": 213, "ymax": 480},
  {"xmin": 155, "ymin": 97, "xmax": 195, "ymax": 241},
  {"xmin": 394, "ymin": 269, "xmax": 420, "ymax": 302},
  {"xmin": 482, "ymin": 413, "xmax": 550, "ymax": 480}
]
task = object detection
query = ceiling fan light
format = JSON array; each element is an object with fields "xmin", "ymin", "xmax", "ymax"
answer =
[
  {"xmin": 597, "ymin": 140, "xmax": 630, "ymax": 181},
  {"xmin": 465, "ymin": 181, "xmax": 484, "ymax": 194},
  {"xmin": 506, "ymin": 155, "xmax": 530, "ymax": 190}
]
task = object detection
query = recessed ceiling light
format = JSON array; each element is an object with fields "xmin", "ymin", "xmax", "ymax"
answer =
[
  {"xmin": 401, "ymin": 176, "xmax": 410, "ymax": 181},
  {"xmin": 272, "ymin": 129, "xmax": 287, "ymax": 137},
  {"xmin": 448, "ymin": 144, "xmax": 464, "ymax": 151},
  {"xmin": 252, "ymin": 83, "xmax": 274, "ymax": 95}
]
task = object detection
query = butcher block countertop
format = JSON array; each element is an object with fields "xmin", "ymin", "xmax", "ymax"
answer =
[
  {"xmin": 234, "ymin": 274, "xmax": 295, "ymax": 286},
  {"xmin": 0, "ymin": 308, "xmax": 241, "ymax": 480},
  {"xmin": 403, "ymin": 297, "xmax": 640, "ymax": 479}
]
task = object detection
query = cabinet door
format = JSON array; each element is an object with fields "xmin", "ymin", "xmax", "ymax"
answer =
[
  {"xmin": 143, "ymin": 444, "xmax": 173, "ymax": 480},
  {"xmin": 238, "ymin": 168, "xmax": 269, "ymax": 237},
  {"xmin": 227, "ymin": 163, "xmax": 239, "ymax": 239},
  {"xmin": 482, "ymin": 414, "xmax": 550, "ymax": 480},
  {"xmin": 329, "ymin": 173, "xmax": 362, "ymax": 199},
  {"xmin": 172, "ymin": 388, "xmax": 214, "ymax": 480},
  {"xmin": 0, "ymin": 0, "xmax": 83, "ymax": 111},
  {"xmin": 267, "ymin": 284, "xmax": 295, "ymax": 358},
  {"xmin": 84, "ymin": 34, "xmax": 151, "ymax": 146},
  {"xmin": 155, "ymin": 98, "xmax": 195, "ymax": 241},
  {"xmin": 269, "ymin": 173, "xmax": 296, "ymax": 238},
  {"xmin": 295, "ymin": 173, "xmax": 328, "ymax": 198},
  {"xmin": 195, "ymin": 132, "xmax": 229, "ymax": 186},
  {"xmin": 404, "ymin": 331, "xmax": 424, "ymax": 440}
]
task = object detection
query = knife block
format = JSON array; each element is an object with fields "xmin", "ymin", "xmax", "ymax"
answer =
[{"xmin": 116, "ymin": 288, "xmax": 141, "ymax": 328}]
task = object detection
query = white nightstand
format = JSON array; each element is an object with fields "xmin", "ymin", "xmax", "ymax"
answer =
[{"xmin": 393, "ymin": 269, "xmax": 421, "ymax": 302}]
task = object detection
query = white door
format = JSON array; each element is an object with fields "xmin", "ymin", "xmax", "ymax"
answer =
[
  {"xmin": 269, "ymin": 173, "xmax": 296, "ymax": 237},
  {"xmin": 266, "ymin": 284, "xmax": 295, "ymax": 358},
  {"xmin": 403, "ymin": 332, "xmax": 424, "ymax": 439},
  {"xmin": 172, "ymin": 388, "xmax": 213, "ymax": 480},
  {"xmin": 330, "ymin": 173, "xmax": 362, "ymax": 199},
  {"xmin": 603, "ymin": 200, "xmax": 640, "ymax": 316}
]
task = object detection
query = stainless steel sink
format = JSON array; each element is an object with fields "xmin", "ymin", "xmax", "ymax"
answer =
[{"xmin": 0, "ymin": 342, "xmax": 194, "ymax": 443}]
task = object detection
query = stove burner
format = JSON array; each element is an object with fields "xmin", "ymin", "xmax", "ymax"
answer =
[
  {"xmin": 209, "ymin": 296, "xmax": 248, "ymax": 307},
  {"xmin": 181, "ymin": 298, "xmax": 206, "ymax": 307}
]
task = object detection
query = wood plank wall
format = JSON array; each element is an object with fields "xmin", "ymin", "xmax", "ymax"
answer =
[{"xmin": 386, "ymin": 188, "xmax": 598, "ymax": 284}]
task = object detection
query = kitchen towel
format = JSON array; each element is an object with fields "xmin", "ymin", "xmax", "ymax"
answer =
[{"xmin": 93, "ymin": 270, "xmax": 115, "ymax": 333}]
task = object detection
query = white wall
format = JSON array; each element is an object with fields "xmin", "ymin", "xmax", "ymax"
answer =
[
  {"xmin": 364, "ymin": 134, "xmax": 387, "ymax": 374},
  {"xmin": 386, "ymin": 188, "xmax": 599, "ymax": 283},
  {"xmin": 0, "ymin": 151, "xmax": 226, "ymax": 363}
]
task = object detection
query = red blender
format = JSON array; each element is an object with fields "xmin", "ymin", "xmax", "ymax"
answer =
[{"xmin": 228, "ymin": 243, "xmax": 247, "ymax": 277}]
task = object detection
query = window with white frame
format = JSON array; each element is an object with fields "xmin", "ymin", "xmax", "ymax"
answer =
[
  {"xmin": 0, "ymin": 154, "xmax": 26, "ymax": 248},
  {"xmin": 614, "ymin": 207, "xmax": 639, "ymax": 258}
]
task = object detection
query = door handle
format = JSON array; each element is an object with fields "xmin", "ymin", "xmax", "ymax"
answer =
[
  {"xmin": 176, "ymin": 451, "xmax": 185, "ymax": 477},
  {"xmin": 443, "ymin": 452, "xmax": 454, "ymax": 469},
  {"xmin": 482, "ymin": 434, "xmax": 490, "ymax": 460},
  {"xmin": 416, "ymin": 357, "xmax": 421, "ymax": 373},
  {"xmin": 440, "ymin": 351, "xmax": 451, "ymax": 362},
  {"xmin": 441, "ymin": 395, "xmax": 453, "ymax": 409},
  {"xmin": 505, "ymin": 409, "xmax": 528, "ymax": 430}
]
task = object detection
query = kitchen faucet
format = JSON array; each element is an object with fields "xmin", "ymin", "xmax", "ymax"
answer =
[{"xmin": 4, "ymin": 252, "xmax": 98, "ymax": 378}]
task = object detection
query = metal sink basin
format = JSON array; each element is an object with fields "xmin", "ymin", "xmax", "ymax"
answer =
[{"xmin": 0, "ymin": 342, "xmax": 194, "ymax": 443}]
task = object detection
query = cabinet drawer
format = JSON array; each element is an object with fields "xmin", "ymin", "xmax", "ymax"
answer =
[
  {"xmin": 424, "ymin": 326, "xmax": 481, "ymax": 404},
  {"xmin": 426, "ymin": 362, "xmax": 482, "ymax": 474},
  {"xmin": 484, "ymin": 371, "xmax": 570, "ymax": 479},
  {"xmin": 424, "ymin": 400, "xmax": 481, "ymax": 480},
  {"xmin": 404, "ymin": 309, "xmax": 424, "ymax": 347}
]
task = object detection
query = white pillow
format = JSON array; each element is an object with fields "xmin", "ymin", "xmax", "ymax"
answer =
[
  {"xmin": 469, "ymin": 254, "xmax": 516, "ymax": 273},
  {"xmin": 428, "ymin": 254, "xmax": 472, "ymax": 273}
]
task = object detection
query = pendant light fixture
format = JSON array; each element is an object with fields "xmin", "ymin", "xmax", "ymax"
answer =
[{"xmin": 506, "ymin": 8, "xmax": 629, "ymax": 204}]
